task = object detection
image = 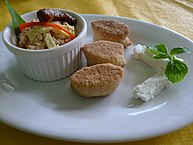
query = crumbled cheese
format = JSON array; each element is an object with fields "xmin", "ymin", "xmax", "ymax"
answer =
[
  {"xmin": 133, "ymin": 71, "xmax": 171, "ymax": 102},
  {"xmin": 132, "ymin": 44, "xmax": 172, "ymax": 102}
]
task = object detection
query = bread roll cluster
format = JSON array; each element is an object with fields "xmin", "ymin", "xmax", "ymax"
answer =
[{"xmin": 70, "ymin": 19, "xmax": 130, "ymax": 97}]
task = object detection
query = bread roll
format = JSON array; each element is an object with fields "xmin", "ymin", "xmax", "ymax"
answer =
[
  {"xmin": 91, "ymin": 19, "xmax": 132, "ymax": 47},
  {"xmin": 81, "ymin": 40, "xmax": 126, "ymax": 67},
  {"xmin": 70, "ymin": 63, "xmax": 124, "ymax": 97}
]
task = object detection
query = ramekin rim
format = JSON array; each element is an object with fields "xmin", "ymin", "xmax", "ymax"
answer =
[{"xmin": 2, "ymin": 8, "xmax": 87, "ymax": 54}]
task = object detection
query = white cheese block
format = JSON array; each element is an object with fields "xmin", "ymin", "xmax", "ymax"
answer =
[{"xmin": 133, "ymin": 71, "xmax": 171, "ymax": 102}]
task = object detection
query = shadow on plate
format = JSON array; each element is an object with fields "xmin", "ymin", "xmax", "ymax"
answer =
[{"xmin": 1, "ymin": 60, "xmax": 110, "ymax": 112}]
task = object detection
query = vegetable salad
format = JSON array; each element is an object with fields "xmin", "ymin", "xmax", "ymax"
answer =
[{"xmin": 6, "ymin": 0, "xmax": 77, "ymax": 50}]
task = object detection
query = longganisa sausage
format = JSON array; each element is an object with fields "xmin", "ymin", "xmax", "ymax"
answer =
[{"xmin": 37, "ymin": 9, "xmax": 77, "ymax": 26}]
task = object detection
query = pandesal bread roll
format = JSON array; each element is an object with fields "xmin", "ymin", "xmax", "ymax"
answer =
[
  {"xmin": 81, "ymin": 40, "xmax": 126, "ymax": 67},
  {"xmin": 91, "ymin": 19, "xmax": 132, "ymax": 47},
  {"xmin": 70, "ymin": 63, "xmax": 124, "ymax": 97}
]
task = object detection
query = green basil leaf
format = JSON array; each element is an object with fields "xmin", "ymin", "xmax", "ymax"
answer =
[
  {"xmin": 154, "ymin": 44, "xmax": 168, "ymax": 54},
  {"xmin": 147, "ymin": 43, "xmax": 190, "ymax": 83},
  {"xmin": 5, "ymin": 0, "xmax": 25, "ymax": 35},
  {"xmin": 147, "ymin": 45, "xmax": 170, "ymax": 59},
  {"xmin": 153, "ymin": 53, "xmax": 170, "ymax": 59},
  {"xmin": 147, "ymin": 46, "xmax": 161, "ymax": 55},
  {"xmin": 170, "ymin": 47, "xmax": 191, "ymax": 56},
  {"xmin": 165, "ymin": 59, "xmax": 188, "ymax": 83}
]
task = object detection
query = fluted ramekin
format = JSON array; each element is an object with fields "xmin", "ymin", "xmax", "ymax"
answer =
[{"xmin": 2, "ymin": 9, "xmax": 87, "ymax": 81}]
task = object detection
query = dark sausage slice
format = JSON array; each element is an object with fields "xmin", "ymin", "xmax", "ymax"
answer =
[{"xmin": 37, "ymin": 9, "xmax": 77, "ymax": 26}]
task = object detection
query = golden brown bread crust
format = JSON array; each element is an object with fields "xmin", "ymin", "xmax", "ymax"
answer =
[
  {"xmin": 70, "ymin": 63, "xmax": 124, "ymax": 97},
  {"xmin": 91, "ymin": 20, "xmax": 132, "ymax": 47},
  {"xmin": 81, "ymin": 40, "xmax": 126, "ymax": 67}
]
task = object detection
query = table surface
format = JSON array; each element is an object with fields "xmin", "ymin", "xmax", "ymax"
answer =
[{"xmin": 0, "ymin": 0, "xmax": 193, "ymax": 145}]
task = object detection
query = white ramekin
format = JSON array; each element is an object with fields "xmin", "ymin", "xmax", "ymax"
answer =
[{"xmin": 2, "ymin": 9, "xmax": 87, "ymax": 81}]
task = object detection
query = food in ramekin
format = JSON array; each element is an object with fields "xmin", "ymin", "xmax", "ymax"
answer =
[
  {"xmin": 18, "ymin": 8, "xmax": 77, "ymax": 50},
  {"xmin": 81, "ymin": 40, "xmax": 126, "ymax": 67},
  {"xmin": 91, "ymin": 19, "xmax": 132, "ymax": 47},
  {"xmin": 70, "ymin": 63, "xmax": 124, "ymax": 97}
]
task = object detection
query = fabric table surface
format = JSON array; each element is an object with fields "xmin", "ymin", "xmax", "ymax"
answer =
[{"xmin": 0, "ymin": 0, "xmax": 193, "ymax": 145}]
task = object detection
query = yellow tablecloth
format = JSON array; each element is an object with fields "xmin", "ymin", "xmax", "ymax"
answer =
[{"xmin": 0, "ymin": 0, "xmax": 193, "ymax": 145}]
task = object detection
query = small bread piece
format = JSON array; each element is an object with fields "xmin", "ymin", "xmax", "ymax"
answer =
[
  {"xmin": 91, "ymin": 19, "xmax": 132, "ymax": 47},
  {"xmin": 70, "ymin": 63, "xmax": 124, "ymax": 97},
  {"xmin": 81, "ymin": 40, "xmax": 126, "ymax": 67}
]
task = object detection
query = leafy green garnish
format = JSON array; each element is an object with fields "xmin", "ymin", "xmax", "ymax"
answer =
[
  {"xmin": 165, "ymin": 59, "xmax": 188, "ymax": 83},
  {"xmin": 170, "ymin": 47, "xmax": 191, "ymax": 56},
  {"xmin": 147, "ymin": 44, "xmax": 170, "ymax": 59},
  {"xmin": 5, "ymin": 0, "xmax": 25, "ymax": 36},
  {"xmin": 147, "ymin": 44, "xmax": 191, "ymax": 84}
]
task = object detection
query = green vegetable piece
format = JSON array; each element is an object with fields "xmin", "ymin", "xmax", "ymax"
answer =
[
  {"xmin": 165, "ymin": 59, "xmax": 188, "ymax": 84},
  {"xmin": 147, "ymin": 46, "xmax": 161, "ymax": 56},
  {"xmin": 5, "ymin": 0, "xmax": 25, "ymax": 35},
  {"xmin": 44, "ymin": 33, "xmax": 58, "ymax": 48},
  {"xmin": 147, "ymin": 44, "xmax": 191, "ymax": 83},
  {"xmin": 27, "ymin": 26, "xmax": 53, "ymax": 42},
  {"xmin": 154, "ymin": 44, "xmax": 168, "ymax": 54},
  {"xmin": 170, "ymin": 47, "xmax": 191, "ymax": 56},
  {"xmin": 153, "ymin": 53, "xmax": 170, "ymax": 59},
  {"xmin": 27, "ymin": 27, "xmax": 42, "ymax": 42},
  {"xmin": 147, "ymin": 44, "xmax": 170, "ymax": 59}
]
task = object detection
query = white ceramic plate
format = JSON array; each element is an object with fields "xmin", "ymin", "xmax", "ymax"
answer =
[{"xmin": 0, "ymin": 14, "xmax": 193, "ymax": 143}]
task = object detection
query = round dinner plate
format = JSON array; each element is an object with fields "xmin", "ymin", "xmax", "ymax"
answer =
[{"xmin": 0, "ymin": 14, "xmax": 193, "ymax": 143}]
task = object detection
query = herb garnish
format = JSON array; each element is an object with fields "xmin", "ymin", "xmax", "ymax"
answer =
[
  {"xmin": 5, "ymin": 0, "xmax": 25, "ymax": 36},
  {"xmin": 147, "ymin": 44, "xmax": 191, "ymax": 83}
]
